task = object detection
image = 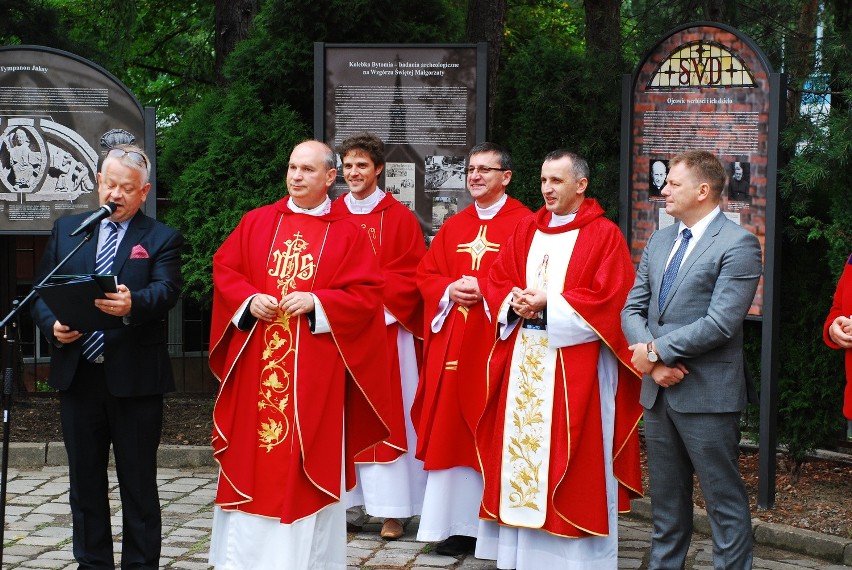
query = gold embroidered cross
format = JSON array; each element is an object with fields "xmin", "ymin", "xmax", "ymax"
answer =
[{"xmin": 456, "ymin": 225, "xmax": 500, "ymax": 271}]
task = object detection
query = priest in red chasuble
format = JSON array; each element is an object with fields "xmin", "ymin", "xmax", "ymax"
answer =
[
  {"xmin": 208, "ymin": 140, "xmax": 394, "ymax": 569},
  {"xmin": 331, "ymin": 132, "xmax": 427, "ymax": 541},
  {"xmin": 475, "ymin": 150, "xmax": 643, "ymax": 570},
  {"xmin": 412, "ymin": 143, "xmax": 531, "ymax": 556}
]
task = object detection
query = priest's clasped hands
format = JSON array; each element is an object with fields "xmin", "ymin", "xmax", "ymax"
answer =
[
  {"xmin": 250, "ymin": 291, "xmax": 316, "ymax": 322},
  {"xmin": 448, "ymin": 274, "xmax": 483, "ymax": 307},
  {"xmin": 509, "ymin": 286, "xmax": 546, "ymax": 320}
]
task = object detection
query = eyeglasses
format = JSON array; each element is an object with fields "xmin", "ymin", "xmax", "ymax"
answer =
[
  {"xmin": 108, "ymin": 148, "xmax": 148, "ymax": 167},
  {"xmin": 466, "ymin": 165, "xmax": 508, "ymax": 174}
]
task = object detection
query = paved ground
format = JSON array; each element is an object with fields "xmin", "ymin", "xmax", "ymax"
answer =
[{"xmin": 1, "ymin": 464, "xmax": 850, "ymax": 569}]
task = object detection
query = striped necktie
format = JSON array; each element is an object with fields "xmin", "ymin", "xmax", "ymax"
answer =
[
  {"xmin": 81, "ymin": 222, "xmax": 120, "ymax": 363},
  {"xmin": 658, "ymin": 228, "xmax": 692, "ymax": 311}
]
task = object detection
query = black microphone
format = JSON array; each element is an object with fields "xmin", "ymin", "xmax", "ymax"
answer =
[{"xmin": 69, "ymin": 202, "xmax": 118, "ymax": 237}]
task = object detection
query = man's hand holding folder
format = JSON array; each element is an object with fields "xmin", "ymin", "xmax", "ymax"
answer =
[{"xmin": 35, "ymin": 274, "xmax": 124, "ymax": 333}]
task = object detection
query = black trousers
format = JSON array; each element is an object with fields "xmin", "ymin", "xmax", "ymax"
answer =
[{"xmin": 60, "ymin": 360, "xmax": 164, "ymax": 569}]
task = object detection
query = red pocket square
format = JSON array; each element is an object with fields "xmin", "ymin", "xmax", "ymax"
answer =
[{"xmin": 130, "ymin": 244, "xmax": 149, "ymax": 259}]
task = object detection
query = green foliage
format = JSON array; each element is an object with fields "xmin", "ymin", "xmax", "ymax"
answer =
[
  {"xmin": 44, "ymin": 0, "xmax": 216, "ymax": 130},
  {"xmin": 34, "ymin": 378, "xmax": 55, "ymax": 393},
  {"xmin": 773, "ymin": 20, "xmax": 852, "ymax": 461},
  {"xmin": 773, "ymin": 238, "xmax": 846, "ymax": 465},
  {"xmin": 161, "ymin": 82, "xmax": 308, "ymax": 304},
  {"xmin": 492, "ymin": 36, "xmax": 623, "ymax": 218},
  {"xmin": 0, "ymin": 0, "xmax": 68, "ymax": 47},
  {"xmin": 225, "ymin": 0, "xmax": 464, "ymax": 122},
  {"xmin": 503, "ymin": 0, "xmax": 582, "ymax": 57}
]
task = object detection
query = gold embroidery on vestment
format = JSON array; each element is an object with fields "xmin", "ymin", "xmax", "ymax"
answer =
[
  {"xmin": 258, "ymin": 231, "xmax": 316, "ymax": 452},
  {"xmin": 507, "ymin": 333, "xmax": 549, "ymax": 511},
  {"xmin": 457, "ymin": 225, "xmax": 500, "ymax": 271}
]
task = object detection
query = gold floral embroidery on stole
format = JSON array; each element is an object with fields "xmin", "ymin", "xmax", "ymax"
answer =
[
  {"xmin": 506, "ymin": 333, "xmax": 549, "ymax": 510},
  {"xmin": 258, "ymin": 231, "xmax": 316, "ymax": 452}
]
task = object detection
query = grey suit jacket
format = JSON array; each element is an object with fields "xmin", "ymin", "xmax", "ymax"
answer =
[{"xmin": 621, "ymin": 210, "xmax": 762, "ymax": 413}]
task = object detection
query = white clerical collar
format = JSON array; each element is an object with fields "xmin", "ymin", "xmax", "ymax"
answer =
[
  {"xmin": 476, "ymin": 193, "xmax": 508, "ymax": 220},
  {"xmin": 344, "ymin": 188, "xmax": 385, "ymax": 214},
  {"xmin": 288, "ymin": 196, "xmax": 331, "ymax": 216},
  {"xmin": 549, "ymin": 210, "xmax": 577, "ymax": 227}
]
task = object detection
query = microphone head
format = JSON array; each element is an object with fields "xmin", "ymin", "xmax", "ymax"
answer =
[{"xmin": 104, "ymin": 202, "xmax": 118, "ymax": 213}]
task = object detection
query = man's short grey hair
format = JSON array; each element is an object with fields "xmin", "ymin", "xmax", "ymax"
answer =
[
  {"xmin": 543, "ymin": 149, "xmax": 589, "ymax": 181},
  {"xmin": 101, "ymin": 144, "xmax": 151, "ymax": 185},
  {"xmin": 297, "ymin": 140, "xmax": 337, "ymax": 170}
]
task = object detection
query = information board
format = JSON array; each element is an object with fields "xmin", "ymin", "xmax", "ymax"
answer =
[
  {"xmin": 621, "ymin": 23, "xmax": 782, "ymax": 316},
  {"xmin": 0, "ymin": 46, "xmax": 148, "ymax": 234},
  {"xmin": 315, "ymin": 43, "xmax": 486, "ymax": 240}
]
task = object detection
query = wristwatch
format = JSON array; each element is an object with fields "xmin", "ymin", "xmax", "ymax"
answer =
[{"xmin": 646, "ymin": 342, "xmax": 659, "ymax": 363}]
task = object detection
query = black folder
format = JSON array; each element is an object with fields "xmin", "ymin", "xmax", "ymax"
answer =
[{"xmin": 34, "ymin": 274, "xmax": 122, "ymax": 332}]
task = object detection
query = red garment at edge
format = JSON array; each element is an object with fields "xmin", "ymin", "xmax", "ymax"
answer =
[
  {"xmin": 412, "ymin": 197, "xmax": 532, "ymax": 471},
  {"xmin": 332, "ymin": 192, "xmax": 426, "ymax": 462},
  {"xmin": 209, "ymin": 197, "xmax": 395, "ymax": 523},
  {"xmin": 823, "ymin": 251, "xmax": 852, "ymax": 420},
  {"xmin": 478, "ymin": 199, "xmax": 644, "ymax": 538}
]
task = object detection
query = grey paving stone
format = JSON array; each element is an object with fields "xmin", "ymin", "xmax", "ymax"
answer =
[
  {"xmin": 19, "ymin": 559, "xmax": 69, "ymax": 569},
  {"xmin": 32, "ymin": 502, "xmax": 70, "ymax": 515},
  {"xmin": 416, "ymin": 551, "xmax": 466, "ymax": 566},
  {"xmin": 457, "ymin": 557, "xmax": 499, "ymax": 568},
  {"xmin": 162, "ymin": 502, "xmax": 207, "ymax": 514},
  {"xmin": 1, "ymin": 463, "xmax": 848, "ymax": 570},
  {"xmin": 18, "ymin": 535, "xmax": 68, "ymax": 547},
  {"xmin": 2, "ymin": 543, "xmax": 50, "ymax": 557},
  {"xmin": 169, "ymin": 562, "xmax": 212, "ymax": 569},
  {"xmin": 365, "ymin": 549, "xmax": 418, "ymax": 566}
]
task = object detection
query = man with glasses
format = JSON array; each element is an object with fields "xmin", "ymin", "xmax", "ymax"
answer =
[
  {"xmin": 31, "ymin": 144, "xmax": 184, "ymax": 568},
  {"xmin": 413, "ymin": 142, "xmax": 531, "ymax": 556}
]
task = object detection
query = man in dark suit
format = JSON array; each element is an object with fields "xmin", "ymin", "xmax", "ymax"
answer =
[
  {"xmin": 31, "ymin": 145, "xmax": 183, "ymax": 569},
  {"xmin": 621, "ymin": 150, "xmax": 762, "ymax": 569}
]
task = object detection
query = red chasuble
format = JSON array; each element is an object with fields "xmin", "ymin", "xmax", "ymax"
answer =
[
  {"xmin": 478, "ymin": 199, "xmax": 643, "ymax": 537},
  {"xmin": 412, "ymin": 197, "xmax": 531, "ymax": 471},
  {"xmin": 823, "ymin": 252, "xmax": 852, "ymax": 419},
  {"xmin": 332, "ymin": 192, "xmax": 426, "ymax": 462},
  {"xmin": 209, "ymin": 197, "xmax": 394, "ymax": 523}
]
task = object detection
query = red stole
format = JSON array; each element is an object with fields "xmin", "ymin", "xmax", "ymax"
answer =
[
  {"xmin": 412, "ymin": 197, "xmax": 532, "ymax": 470},
  {"xmin": 210, "ymin": 198, "xmax": 392, "ymax": 523},
  {"xmin": 479, "ymin": 199, "xmax": 643, "ymax": 537}
]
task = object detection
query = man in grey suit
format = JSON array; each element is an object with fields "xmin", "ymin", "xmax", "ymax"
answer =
[{"xmin": 621, "ymin": 150, "xmax": 762, "ymax": 569}]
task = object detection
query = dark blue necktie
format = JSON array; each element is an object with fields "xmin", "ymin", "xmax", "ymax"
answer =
[
  {"xmin": 658, "ymin": 228, "xmax": 692, "ymax": 311},
  {"xmin": 81, "ymin": 222, "xmax": 120, "ymax": 363}
]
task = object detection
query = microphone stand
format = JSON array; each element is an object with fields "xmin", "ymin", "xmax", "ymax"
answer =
[{"xmin": 0, "ymin": 231, "xmax": 95, "ymax": 564}]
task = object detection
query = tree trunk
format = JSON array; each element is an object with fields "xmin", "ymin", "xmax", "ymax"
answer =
[
  {"xmin": 214, "ymin": 0, "xmax": 259, "ymax": 85},
  {"xmin": 584, "ymin": 0, "xmax": 622, "ymax": 70},
  {"xmin": 787, "ymin": 0, "xmax": 820, "ymax": 119},
  {"xmin": 465, "ymin": 0, "xmax": 507, "ymax": 137},
  {"xmin": 702, "ymin": 0, "xmax": 726, "ymax": 21},
  {"xmin": 830, "ymin": 0, "xmax": 850, "ymax": 114}
]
